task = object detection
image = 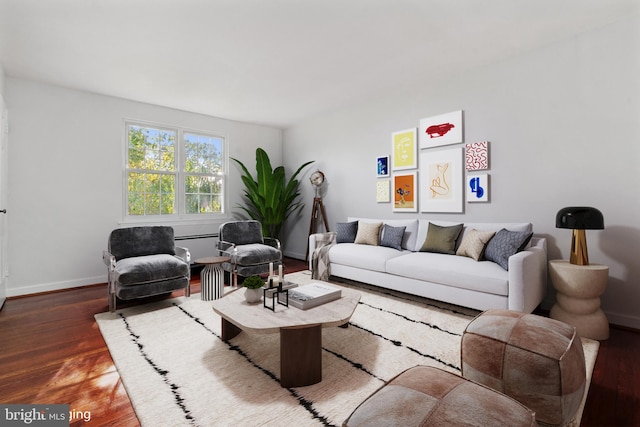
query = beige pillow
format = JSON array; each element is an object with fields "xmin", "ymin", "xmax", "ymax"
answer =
[
  {"xmin": 354, "ymin": 221, "xmax": 382, "ymax": 246},
  {"xmin": 456, "ymin": 229, "xmax": 496, "ymax": 261}
]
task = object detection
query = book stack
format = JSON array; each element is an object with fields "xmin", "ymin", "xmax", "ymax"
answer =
[{"xmin": 288, "ymin": 282, "xmax": 342, "ymax": 310}]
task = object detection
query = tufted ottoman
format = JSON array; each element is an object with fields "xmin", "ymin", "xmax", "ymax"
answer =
[
  {"xmin": 343, "ymin": 366, "xmax": 536, "ymax": 426},
  {"xmin": 461, "ymin": 309, "xmax": 585, "ymax": 427}
]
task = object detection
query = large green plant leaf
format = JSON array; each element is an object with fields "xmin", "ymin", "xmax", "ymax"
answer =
[{"xmin": 231, "ymin": 148, "xmax": 313, "ymax": 238}]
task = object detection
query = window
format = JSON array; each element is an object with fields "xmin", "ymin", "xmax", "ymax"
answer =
[{"xmin": 125, "ymin": 121, "xmax": 226, "ymax": 219}]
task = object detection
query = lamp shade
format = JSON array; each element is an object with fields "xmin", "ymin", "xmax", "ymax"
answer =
[{"xmin": 556, "ymin": 207, "xmax": 604, "ymax": 230}]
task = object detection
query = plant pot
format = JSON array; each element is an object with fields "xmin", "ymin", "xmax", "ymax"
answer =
[{"xmin": 244, "ymin": 288, "xmax": 262, "ymax": 304}]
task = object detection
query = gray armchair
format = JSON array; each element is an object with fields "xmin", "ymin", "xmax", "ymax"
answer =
[
  {"xmin": 217, "ymin": 220, "xmax": 282, "ymax": 287},
  {"xmin": 103, "ymin": 226, "xmax": 191, "ymax": 312}
]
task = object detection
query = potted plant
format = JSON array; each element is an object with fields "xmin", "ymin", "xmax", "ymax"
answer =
[
  {"xmin": 232, "ymin": 148, "xmax": 314, "ymax": 239},
  {"xmin": 242, "ymin": 275, "xmax": 265, "ymax": 303}
]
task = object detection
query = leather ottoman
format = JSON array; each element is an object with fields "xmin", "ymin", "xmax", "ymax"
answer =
[
  {"xmin": 461, "ymin": 309, "xmax": 586, "ymax": 427},
  {"xmin": 343, "ymin": 366, "xmax": 535, "ymax": 426}
]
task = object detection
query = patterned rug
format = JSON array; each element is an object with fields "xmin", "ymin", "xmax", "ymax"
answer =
[{"xmin": 95, "ymin": 271, "xmax": 598, "ymax": 426}]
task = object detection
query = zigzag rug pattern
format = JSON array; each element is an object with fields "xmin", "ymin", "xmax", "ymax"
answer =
[{"xmin": 95, "ymin": 271, "xmax": 598, "ymax": 426}]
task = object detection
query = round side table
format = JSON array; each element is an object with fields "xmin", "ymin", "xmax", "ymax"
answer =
[
  {"xmin": 549, "ymin": 259, "xmax": 609, "ymax": 340},
  {"xmin": 195, "ymin": 256, "xmax": 231, "ymax": 301}
]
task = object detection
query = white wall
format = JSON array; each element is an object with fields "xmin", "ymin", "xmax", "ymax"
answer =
[
  {"xmin": 5, "ymin": 78, "xmax": 282, "ymax": 296},
  {"xmin": 283, "ymin": 14, "xmax": 640, "ymax": 329}
]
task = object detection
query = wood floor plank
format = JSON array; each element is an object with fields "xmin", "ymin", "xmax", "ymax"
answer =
[{"xmin": 1, "ymin": 257, "xmax": 638, "ymax": 426}]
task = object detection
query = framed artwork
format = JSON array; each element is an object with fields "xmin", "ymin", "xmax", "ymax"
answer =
[
  {"xmin": 391, "ymin": 128, "xmax": 417, "ymax": 170},
  {"xmin": 419, "ymin": 147, "xmax": 464, "ymax": 213},
  {"xmin": 419, "ymin": 110, "xmax": 463, "ymax": 149},
  {"xmin": 393, "ymin": 172, "xmax": 418, "ymax": 212},
  {"xmin": 467, "ymin": 174, "xmax": 489, "ymax": 202},
  {"xmin": 465, "ymin": 141, "xmax": 489, "ymax": 171},
  {"xmin": 376, "ymin": 179, "xmax": 391, "ymax": 203},
  {"xmin": 377, "ymin": 155, "xmax": 389, "ymax": 177}
]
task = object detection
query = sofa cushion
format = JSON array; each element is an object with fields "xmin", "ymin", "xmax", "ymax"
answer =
[
  {"xmin": 484, "ymin": 229, "xmax": 533, "ymax": 270},
  {"xmin": 380, "ymin": 224, "xmax": 406, "ymax": 251},
  {"xmin": 386, "ymin": 252, "xmax": 509, "ymax": 296},
  {"xmin": 115, "ymin": 254, "xmax": 189, "ymax": 286},
  {"xmin": 349, "ymin": 218, "xmax": 419, "ymax": 251},
  {"xmin": 420, "ymin": 223, "xmax": 463, "ymax": 255},
  {"xmin": 354, "ymin": 221, "xmax": 382, "ymax": 245},
  {"xmin": 329, "ymin": 243, "xmax": 405, "ymax": 273},
  {"xmin": 336, "ymin": 221, "xmax": 358, "ymax": 243},
  {"xmin": 456, "ymin": 229, "xmax": 496, "ymax": 261}
]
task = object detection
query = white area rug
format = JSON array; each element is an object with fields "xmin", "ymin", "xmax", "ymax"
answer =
[{"xmin": 95, "ymin": 271, "xmax": 598, "ymax": 427}]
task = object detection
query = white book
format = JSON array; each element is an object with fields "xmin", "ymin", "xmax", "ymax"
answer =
[{"xmin": 288, "ymin": 282, "xmax": 342, "ymax": 310}]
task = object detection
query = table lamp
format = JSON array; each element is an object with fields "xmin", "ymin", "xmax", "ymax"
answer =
[{"xmin": 556, "ymin": 207, "xmax": 604, "ymax": 265}]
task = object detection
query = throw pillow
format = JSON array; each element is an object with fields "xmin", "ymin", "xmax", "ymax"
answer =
[
  {"xmin": 354, "ymin": 221, "xmax": 382, "ymax": 246},
  {"xmin": 420, "ymin": 223, "xmax": 464, "ymax": 255},
  {"xmin": 456, "ymin": 229, "xmax": 496, "ymax": 261},
  {"xmin": 380, "ymin": 224, "xmax": 406, "ymax": 251},
  {"xmin": 336, "ymin": 221, "xmax": 358, "ymax": 243},
  {"xmin": 484, "ymin": 228, "xmax": 534, "ymax": 270}
]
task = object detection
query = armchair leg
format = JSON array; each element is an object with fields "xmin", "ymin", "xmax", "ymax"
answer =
[
  {"xmin": 109, "ymin": 291, "xmax": 116, "ymax": 313},
  {"xmin": 185, "ymin": 283, "xmax": 191, "ymax": 298},
  {"xmin": 233, "ymin": 270, "xmax": 238, "ymax": 288}
]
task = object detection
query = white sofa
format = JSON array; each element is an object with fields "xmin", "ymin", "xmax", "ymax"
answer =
[{"xmin": 308, "ymin": 217, "xmax": 547, "ymax": 313}]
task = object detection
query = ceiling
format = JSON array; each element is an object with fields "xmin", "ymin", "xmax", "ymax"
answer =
[{"xmin": 0, "ymin": 0, "xmax": 636, "ymax": 128}]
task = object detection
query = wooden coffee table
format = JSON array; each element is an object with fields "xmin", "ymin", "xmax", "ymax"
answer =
[{"xmin": 211, "ymin": 283, "xmax": 361, "ymax": 387}]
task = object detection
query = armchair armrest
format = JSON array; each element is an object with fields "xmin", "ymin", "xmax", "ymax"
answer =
[
  {"xmin": 175, "ymin": 246, "xmax": 191, "ymax": 264},
  {"xmin": 216, "ymin": 239, "xmax": 236, "ymax": 257},
  {"xmin": 264, "ymin": 237, "xmax": 281, "ymax": 251},
  {"xmin": 102, "ymin": 250, "xmax": 116, "ymax": 271}
]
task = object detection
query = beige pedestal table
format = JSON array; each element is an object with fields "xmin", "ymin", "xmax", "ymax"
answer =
[{"xmin": 549, "ymin": 259, "xmax": 609, "ymax": 340}]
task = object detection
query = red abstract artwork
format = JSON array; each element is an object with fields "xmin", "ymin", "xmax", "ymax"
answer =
[
  {"xmin": 465, "ymin": 141, "xmax": 489, "ymax": 171},
  {"xmin": 426, "ymin": 123, "xmax": 455, "ymax": 138}
]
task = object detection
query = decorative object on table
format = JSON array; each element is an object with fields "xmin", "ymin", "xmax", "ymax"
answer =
[
  {"xmin": 419, "ymin": 110, "xmax": 463, "ymax": 149},
  {"xmin": 465, "ymin": 141, "xmax": 489, "ymax": 171},
  {"xmin": 466, "ymin": 173, "xmax": 489, "ymax": 202},
  {"xmin": 392, "ymin": 171, "xmax": 418, "ymax": 212},
  {"xmin": 263, "ymin": 263, "xmax": 290, "ymax": 311},
  {"xmin": 217, "ymin": 220, "xmax": 282, "ymax": 287},
  {"xmin": 376, "ymin": 155, "xmax": 389, "ymax": 177},
  {"xmin": 376, "ymin": 179, "xmax": 390, "ymax": 203},
  {"xmin": 288, "ymin": 282, "xmax": 342, "ymax": 310},
  {"xmin": 242, "ymin": 275, "xmax": 265, "ymax": 304},
  {"xmin": 231, "ymin": 147, "xmax": 313, "ymax": 239},
  {"xmin": 103, "ymin": 226, "xmax": 190, "ymax": 312},
  {"xmin": 391, "ymin": 128, "xmax": 417, "ymax": 170},
  {"xmin": 556, "ymin": 206, "xmax": 604, "ymax": 265},
  {"xmin": 195, "ymin": 256, "xmax": 230, "ymax": 301},
  {"xmin": 419, "ymin": 147, "xmax": 463, "ymax": 213}
]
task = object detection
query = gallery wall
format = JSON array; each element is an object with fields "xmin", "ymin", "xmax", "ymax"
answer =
[
  {"xmin": 282, "ymin": 14, "xmax": 640, "ymax": 328},
  {"xmin": 5, "ymin": 78, "xmax": 282, "ymax": 297}
]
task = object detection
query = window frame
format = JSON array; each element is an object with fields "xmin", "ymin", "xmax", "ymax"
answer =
[{"xmin": 122, "ymin": 119, "xmax": 229, "ymax": 225}]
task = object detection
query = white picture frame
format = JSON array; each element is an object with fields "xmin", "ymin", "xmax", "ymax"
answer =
[
  {"xmin": 419, "ymin": 147, "xmax": 464, "ymax": 213},
  {"xmin": 419, "ymin": 110, "xmax": 463, "ymax": 149}
]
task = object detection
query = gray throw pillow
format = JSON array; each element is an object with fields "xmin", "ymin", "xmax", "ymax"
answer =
[
  {"xmin": 484, "ymin": 228, "xmax": 534, "ymax": 270},
  {"xmin": 420, "ymin": 223, "xmax": 463, "ymax": 255},
  {"xmin": 336, "ymin": 221, "xmax": 358, "ymax": 243},
  {"xmin": 380, "ymin": 224, "xmax": 406, "ymax": 251}
]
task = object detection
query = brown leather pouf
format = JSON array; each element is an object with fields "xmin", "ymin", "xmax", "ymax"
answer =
[
  {"xmin": 461, "ymin": 309, "xmax": 586, "ymax": 427},
  {"xmin": 343, "ymin": 366, "xmax": 535, "ymax": 427}
]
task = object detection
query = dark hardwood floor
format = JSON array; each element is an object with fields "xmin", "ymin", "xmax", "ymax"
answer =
[{"xmin": 1, "ymin": 256, "xmax": 638, "ymax": 426}]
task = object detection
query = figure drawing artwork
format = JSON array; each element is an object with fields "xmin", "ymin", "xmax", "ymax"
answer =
[
  {"xmin": 391, "ymin": 128, "xmax": 417, "ymax": 170},
  {"xmin": 420, "ymin": 148, "xmax": 463, "ymax": 213}
]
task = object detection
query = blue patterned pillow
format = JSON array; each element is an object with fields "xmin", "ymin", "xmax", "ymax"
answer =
[
  {"xmin": 380, "ymin": 224, "xmax": 406, "ymax": 250},
  {"xmin": 336, "ymin": 221, "xmax": 358, "ymax": 243},
  {"xmin": 484, "ymin": 229, "xmax": 533, "ymax": 270}
]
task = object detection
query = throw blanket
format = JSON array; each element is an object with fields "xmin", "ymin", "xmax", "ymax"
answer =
[{"xmin": 311, "ymin": 232, "xmax": 336, "ymax": 281}]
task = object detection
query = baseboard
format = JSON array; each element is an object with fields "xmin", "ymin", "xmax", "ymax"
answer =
[
  {"xmin": 7, "ymin": 275, "xmax": 107, "ymax": 298},
  {"xmin": 606, "ymin": 311, "xmax": 640, "ymax": 331},
  {"xmin": 283, "ymin": 250, "xmax": 306, "ymax": 261}
]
